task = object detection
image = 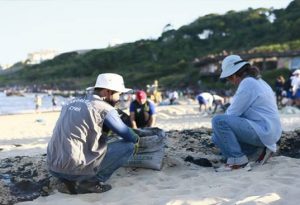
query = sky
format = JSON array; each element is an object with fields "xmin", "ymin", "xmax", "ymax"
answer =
[{"xmin": 0, "ymin": 0, "xmax": 293, "ymax": 66}]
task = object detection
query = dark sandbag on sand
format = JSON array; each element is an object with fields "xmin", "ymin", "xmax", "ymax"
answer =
[{"xmin": 124, "ymin": 127, "xmax": 167, "ymax": 170}]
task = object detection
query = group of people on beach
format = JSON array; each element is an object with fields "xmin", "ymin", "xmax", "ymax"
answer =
[
  {"xmin": 34, "ymin": 94, "xmax": 57, "ymax": 112},
  {"xmin": 46, "ymin": 55, "xmax": 283, "ymax": 194}
]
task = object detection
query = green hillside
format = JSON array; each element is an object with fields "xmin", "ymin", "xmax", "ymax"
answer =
[{"xmin": 1, "ymin": 0, "xmax": 300, "ymax": 90}]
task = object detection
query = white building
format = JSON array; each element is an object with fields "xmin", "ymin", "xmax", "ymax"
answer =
[
  {"xmin": 0, "ymin": 64, "xmax": 12, "ymax": 70},
  {"xmin": 26, "ymin": 50, "xmax": 57, "ymax": 64}
]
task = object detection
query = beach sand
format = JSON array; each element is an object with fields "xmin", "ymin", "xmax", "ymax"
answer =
[
  {"xmin": 0, "ymin": 101, "xmax": 300, "ymax": 205},
  {"xmin": 0, "ymin": 111, "xmax": 60, "ymax": 159}
]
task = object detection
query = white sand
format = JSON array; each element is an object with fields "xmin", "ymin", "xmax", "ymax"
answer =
[
  {"xmin": 17, "ymin": 156, "xmax": 300, "ymax": 205},
  {"xmin": 0, "ymin": 101, "xmax": 300, "ymax": 205}
]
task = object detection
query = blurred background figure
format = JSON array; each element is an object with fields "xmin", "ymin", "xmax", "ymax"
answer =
[
  {"xmin": 52, "ymin": 95, "xmax": 57, "ymax": 110},
  {"xmin": 34, "ymin": 94, "xmax": 42, "ymax": 113},
  {"xmin": 212, "ymin": 94, "xmax": 226, "ymax": 114},
  {"xmin": 282, "ymin": 72, "xmax": 294, "ymax": 106},
  {"xmin": 168, "ymin": 90, "xmax": 178, "ymax": 105},
  {"xmin": 119, "ymin": 92, "xmax": 132, "ymax": 110},
  {"xmin": 274, "ymin": 75, "xmax": 285, "ymax": 107},
  {"xmin": 291, "ymin": 69, "xmax": 300, "ymax": 107},
  {"xmin": 129, "ymin": 90, "xmax": 156, "ymax": 129},
  {"xmin": 147, "ymin": 80, "xmax": 162, "ymax": 104},
  {"xmin": 196, "ymin": 92, "xmax": 214, "ymax": 113}
]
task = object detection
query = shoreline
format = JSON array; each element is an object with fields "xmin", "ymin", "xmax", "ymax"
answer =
[
  {"xmin": 0, "ymin": 109, "xmax": 61, "ymax": 117},
  {"xmin": 0, "ymin": 109, "xmax": 61, "ymax": 116}
]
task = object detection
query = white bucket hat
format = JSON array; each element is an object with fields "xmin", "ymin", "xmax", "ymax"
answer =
[
  {"xmin": 220, "ymin": 55, "xmax": 250, "ymax": 78},
  {"xmin": 293, "ymin": 69, "xmax": 300, "ymax": 75},
  {"xmin": 88, "ymin": 73, "xmax": 131, "ymax": 93}
]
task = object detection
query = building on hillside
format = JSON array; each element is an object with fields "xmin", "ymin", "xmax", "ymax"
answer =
[
  {"xmin": 277, "ymin": 57, "xmax": 291, "ymax": 69},
  {"xmin": 194, "ymin": 51, "xmax": 300, "ymax": 76},
  {"xmin": 75, "ymin": 49, "xmax": 91, "ymax": 55},
  {"xmin": 26, "ymin": 50, "xmax": 57, "ymax": 65},
  {"xmin": 290, "ymin": 57, "xmax": 300, "ymax": 70},
  {"xmin": 247, "ymin": 56, "xmax": 300, "ymax": 71},
  {"xmin": 277, "ymin": 56, "xmax": 300, "ymax": 70},
  {"xmin": 0, "ymin": 64, "xmax": 12, "ymax": 70},
  {"xmin": 248, "ymin": 57, "xmax": 278, "ymax": 71},
  {"xmin": 199, "ymin": 63, "xmax": 218, "ymax": 75}
]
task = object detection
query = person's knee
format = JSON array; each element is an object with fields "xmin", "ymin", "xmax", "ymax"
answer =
[
  {"xmin": 123, "ymin": 142, "xmax": 135, "ymax": 156},
  {"xmin": 212, "ymin": 114, "xmax": 227, "ymax": 128},
  {"xmin": 211, "ymin": 134, "xmax": 218, "ymax": 145},
  {"xmin": 112, "ymin": 140, "xmax": 135, "ymax": 157}
]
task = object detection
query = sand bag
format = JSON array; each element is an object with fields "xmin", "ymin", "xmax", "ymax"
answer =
[
  {"xmin": 137, "ymin": 134, "xmax": 166, "ymax": 153},
  {"xmin": 138, "ymin": 136, "xmax": 165, "ymax": 153},
  {"xmin": 133, "ymin": 127, "xmax": 166, "ymax": 153},
  {"xmin": 125, "ymin": 148, "xmax": 165, "ymax": 170},
  {"xmin": 133, "ymin": 127, "xmax": 165, "ymax": 137},
  {"xmin": 124, "ymin": 127, "xmax": 166, "ymax": 170}
]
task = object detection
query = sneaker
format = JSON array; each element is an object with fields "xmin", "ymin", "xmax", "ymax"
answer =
[
  {"xmin": 256, "ymin": 147, "xmax": 273, "ymax": 165},
  {"xmin": 76, "ymin": 181, "xmax": 112, "ymax": 194},
  {"xmin": 248, "ymin": 147, "xmax": 265, "ymax": 162},
  {"xmin": 215, "ymin": 163, "xmax": 250, "ymax": 172},
  {"xmin": 58, "ymin": 179, "xmax": 78, "ymax": 194}
]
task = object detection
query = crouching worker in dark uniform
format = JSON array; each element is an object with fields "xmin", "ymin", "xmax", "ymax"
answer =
[
  {"xmin": 129, "ymin": 90, "xmax": 156, "ymax": 129},
  {"xmin": 47, "ymin": 73, "xmax": 139, "ymax": 194}
]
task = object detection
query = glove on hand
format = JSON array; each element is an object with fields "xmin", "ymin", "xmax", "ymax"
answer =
[
  {"xmin": 134, "ymin": 136, "xmax": 140, "ymax": 155},
  {"xmin": 129, "ymin": 128, "xmax": 140, "ymax": 155}
]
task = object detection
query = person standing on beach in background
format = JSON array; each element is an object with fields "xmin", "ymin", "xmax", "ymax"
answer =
[
  {"xmin": 274, "ymin": 75, "xmax": 285, "ymax": 107},
  {"xmin": 51, "ymin": 95, "xmax": 57, "ymax": 110},
  {"xmin": 34, "ymin": 94, "xmax": 42, "ymax": 113},
  {"xmin": 291, "ymin": 69, "xmax": 300, "ymax": 107},
  {"xmin": 129, "ymin": 90, "xmax": 156, "ymax": 129},
  {"xmin": 282, "ymin": 72, "xmax": 294, "ymax": 106},
  {"xmin": 47, "ymin": 73, "xmax": 139, "ymax": 194},
  {"xmin": 211, "ymin": 55, "xmax": 282, "ymax": 172}
]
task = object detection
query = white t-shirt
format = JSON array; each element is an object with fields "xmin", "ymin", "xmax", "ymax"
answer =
[
  {"xmin": 197, "ymin": 92, "xmax": 214, "ymax": 106},
  {"xmin": 291, "ymin": 75, "xmax": 300, "ymax": 94}
]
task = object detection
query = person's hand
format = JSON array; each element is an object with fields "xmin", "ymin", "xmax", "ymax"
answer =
[
  {"xmin": 133, "ymin": 136, "xmax": 140, "ymax": 155},
  {"xmin": 129, "ymin": 128, "xmax": 140, "ymax": 155}
]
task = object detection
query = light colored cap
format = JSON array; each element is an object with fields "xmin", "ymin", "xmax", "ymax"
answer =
[
  {"xmin": 220, "ymin": 55, "xmax": 249, "ymax": 78},
  {"xmin": 293, "ymin": 69, "xmax": 300, "ymax": 75},
  {"xmin": 88, "ymin": 73, "xmax": 131, "ymax": 93}
]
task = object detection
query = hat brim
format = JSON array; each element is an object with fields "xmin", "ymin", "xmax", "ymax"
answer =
[
  {"xmin": 86, "ymin": 86, "xmax": 95, "ymax": 91},
  {"xmin": 86, "ymin": 86, "xmax": 131, "ymax": 93},
  {"xmin": 119, "ymin": 88, "xmax": 132, "ymax": 93},
  {"xmin": 220, "ymin": 62, "xmax": 249, "ymax": 79},
  {"xmin": 293, "ymin": 70, "xmax": 300, "ymax": 75}
]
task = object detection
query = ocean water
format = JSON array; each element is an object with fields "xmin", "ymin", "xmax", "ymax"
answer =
[{"xmin": 0, "ymin": 92, "xmax": 70, "ymax": 115}]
